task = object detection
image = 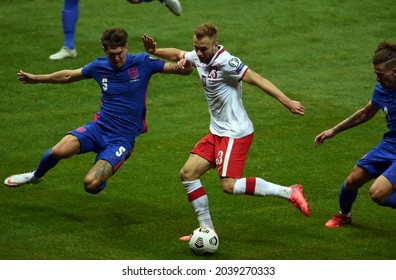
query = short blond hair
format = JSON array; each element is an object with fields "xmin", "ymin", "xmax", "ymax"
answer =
[{"xmin": 193, "ymin": 23, "xmax": 218, "ymax": 42}]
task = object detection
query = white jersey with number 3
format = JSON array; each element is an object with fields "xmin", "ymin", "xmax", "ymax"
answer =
[{"xmin": 184, "ymin": 46, "xmax": 254, "ymax": 138}]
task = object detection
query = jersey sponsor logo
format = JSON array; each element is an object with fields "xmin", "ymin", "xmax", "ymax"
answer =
[{"xmin": 228, "ymin": 57, "xmax": 240, "ymax": 68}]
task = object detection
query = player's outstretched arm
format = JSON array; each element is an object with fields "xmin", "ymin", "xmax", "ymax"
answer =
[
  {"xmin": 162, "ymin": 60, "xmax": 193, "ymax": 75},
  {"xmin": 142, "ymin": 34, "xmax": 185, "ymax": 62},
  {"xmin": 314, "ymin": 101, "xmax": 380, "ymax": 145},
  {"xmin": 17, "ymin": 69, "xmax": 85, "ymax": 84},
  {"xmin": 242, "ymin": 69, "xmax": 305, "ymax": 116}
]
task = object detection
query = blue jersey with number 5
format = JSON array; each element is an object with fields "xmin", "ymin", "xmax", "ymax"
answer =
[{"xmin": 81, "ymin": 53, "xmax": 165, "ymax": 138}]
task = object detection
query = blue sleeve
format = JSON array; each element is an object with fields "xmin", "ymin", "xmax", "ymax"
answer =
[
  {"xmin": 371, "ymin": 83, "xmax": 383, "ymax": 107},
  {"xmin": 81, "ymin": 61, "xmax": 95, "ymax": 78},
  {"xmin": 152, "ymin": 57, "xmax": 166, "ymax": 73},
  {"xmin": 142, "ymin": 53, "xmax": 165, "ymax": 73}
]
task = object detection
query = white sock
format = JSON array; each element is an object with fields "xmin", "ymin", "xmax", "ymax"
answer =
[
  {"xmin": 182, "ymin": 180, "xmax": 214, "ymax": 230},
  {"xmin": 233, "ymin": 177, "xmax": 291, "ymax": 199}
]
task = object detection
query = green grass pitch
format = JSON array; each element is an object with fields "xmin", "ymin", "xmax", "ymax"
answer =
[{"xmin": 0, "ymin": 0, "xmax": 395, "ymax": 260}]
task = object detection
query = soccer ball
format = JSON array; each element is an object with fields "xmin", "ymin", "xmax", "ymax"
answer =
[{"xmin": 189, "ymin": 227, "xmax": 219, "ymax": 255}]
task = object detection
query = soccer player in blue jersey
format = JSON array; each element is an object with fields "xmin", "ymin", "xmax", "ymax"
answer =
[
  {"xmin": 5, "ymin": 27, "xmax": 192, "ymax": 194},
  {"xmin": 49, "ymin": 0, "xmax": 182, "ymax": 60},
  {"xmin": 315, "ymin": 41, "xmax": 396, "ymax": 227}
]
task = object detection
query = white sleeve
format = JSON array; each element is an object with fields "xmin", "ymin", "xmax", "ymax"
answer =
[
  {"xmin": 223, "ymin": 56, "xmax": 249, "ymax": 81},
  {"xmin": 184, "ymin": 51, "xmax": 196, "ymax": 67}
]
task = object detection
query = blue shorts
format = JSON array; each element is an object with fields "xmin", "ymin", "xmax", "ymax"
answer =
[
  {"xmin": 69, "ymin": 122, "xmax": 135, "ymax": 173},
  {"xmin": 357, "ymin": 141, "xmax": 396, "ymax": 187}
]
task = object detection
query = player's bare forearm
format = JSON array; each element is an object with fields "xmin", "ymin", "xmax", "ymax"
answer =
[
  {"xmin": 163, "ymin": 60, "xmax": 193, "ymax": 75},
  {"xmin": 243, "ymin": 70, "xmax": 304, "ymax": 115},
  {"xmin": 262, "ymin": 82, "xmax": 297, "ymax": 112},
  {"xmin": 152, "ymin": 48, "xmax": 184, "ymax": 62},
  {"xmin": 332, "ymin": 104, "xmax": 378, "ymax": 134},
  {"xmin": 18, "ymin": 69, "xmax": 84, "ymax": 84},
  {"xmin": 315, "ymin": 114, "xmax": 366, "ymax": 145},
  {"xmin": 332, "ymin": 111, "xmax": 367, "ymax": 134},
  {"xmin": 142, "ymin": 34, "xmax": 184, "ymax": 62},
  {"xmin": 315, "ymin": 102, "xmax": 379, "ymax": 145}
]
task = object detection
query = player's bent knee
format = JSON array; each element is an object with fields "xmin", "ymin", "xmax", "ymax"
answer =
[
  {"xmin": 179, "ymin": 167, "xmax": 193, "ymax": 181},
  {"xmin": 222, "ymin": 187, "xmax": 233, "ymax": 194},
  {"xmin": 179, "ymin": 169, "xmax": 186, "ymax": 181},
  {"xmin": 369, "ymin": 188, "xmax": 385, "ymax": 205},
  {"xmin": 220, "ymin": 178, "xmax": 237, "ymax": 194},
  {"xmin": 221, "ymin": 182, "xmax": 234, "ymax": 194},
  {"xmin": 370, "ymin": 195, "xmax": 384, "ymax": 205},
  {"xmin": 50, "ymin": 147, "xmax": 65, "ymax": 159},
  {"xmin": 84, "ymin": 180, "xmax": 107, "ymax": 195},
  {"xmin": 344, "ymin": 177, "xmax": 362, "ymax": 191}
]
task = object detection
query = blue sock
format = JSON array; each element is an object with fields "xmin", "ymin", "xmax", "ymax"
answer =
[
  {"xmin": 382, "ymin": 190, "xmax": 396, "ymax": 209},
  {"xmin": 339, "ymin": 183, "xmax": 358, "ymax": 215},
  {"xmin": 33, "ymin": 149, "xmax": 60, "ymax": 178},
  {"xmin": 62, "ymin": 0, "xmax": 79, "ymax": 50}
]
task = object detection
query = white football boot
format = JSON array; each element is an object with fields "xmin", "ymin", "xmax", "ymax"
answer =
[
  {"xmin": 161, "ymin": 0, "xmax": 182, "ymax": 16},
  {"xmin": 4, "ymin": 172, "xmax": 42, "ymax": 187},
  {"xmin": 49, "ymin": 47, "xmax": 77, "ymax": 60}
]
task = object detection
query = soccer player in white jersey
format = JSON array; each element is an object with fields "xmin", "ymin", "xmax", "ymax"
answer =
[{"xmin": 142, "ymin": 22, "xmax": 310, "ymax": 240}]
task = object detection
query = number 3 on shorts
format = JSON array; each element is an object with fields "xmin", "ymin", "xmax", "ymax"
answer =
[{"xmin": 216, "ymin": 150, "xmax": 224, "ymax": 165}]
